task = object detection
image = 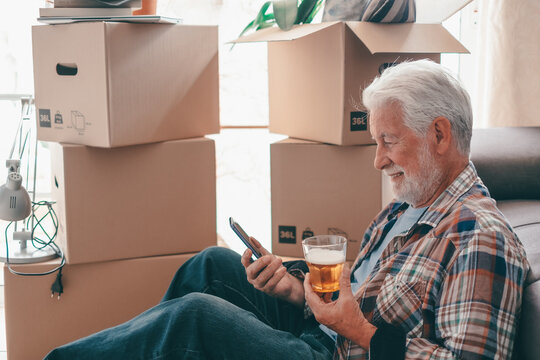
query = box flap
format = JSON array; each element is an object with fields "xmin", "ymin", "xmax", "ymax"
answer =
[
  {"xmin": 415, "ymin": 0, "xmax": 473, "ymax": 23},
  {"xmin": 346, "ymin": 22, "xmax": 468, "ymax": 54},
  {"xmin": 277, "ymin": 138, "xmax": 318, "ymax": 145},
  {"xmin": 232, "ymin": 21, "xmax": 340, "ymax": 43}
]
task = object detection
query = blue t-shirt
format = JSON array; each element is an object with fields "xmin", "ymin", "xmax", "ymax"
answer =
[{"xmin": 319, "ymin": 205, "xmax": 428, "ymax": 341}]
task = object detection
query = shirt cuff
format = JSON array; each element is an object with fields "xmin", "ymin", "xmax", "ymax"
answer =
[
  {"xmin": 283, "ymin": 259, "xmax": 309, "ymax": 281},
  {"xmin": 283, "ymin": 260, "xmax": 313, "ymax": 319}
]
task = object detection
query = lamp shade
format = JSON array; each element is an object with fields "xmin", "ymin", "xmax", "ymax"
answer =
[{"xmin": 0, "ymin": 173, "xmax": 31, "ymax": 221}]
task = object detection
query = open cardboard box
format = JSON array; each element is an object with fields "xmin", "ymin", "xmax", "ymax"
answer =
[
  {"xmin": 33, "ymin": 23, "xmax": 220, "ymax": 147},
  {"xmin": 233, "ymin": 1, "xmax": 472, "ymax": 146}
]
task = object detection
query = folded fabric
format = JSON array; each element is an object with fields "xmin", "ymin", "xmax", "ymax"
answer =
[
  {"xmin": 322, "ymin": 0, "xmax": 370, "ymax": 21},
  {"xmin": 322, "ymin": 0, "xmax": 415, "ymax": 23},
  {"xmin": 362, "ymin": 0, "xmax": 416, "ymax": 23}
]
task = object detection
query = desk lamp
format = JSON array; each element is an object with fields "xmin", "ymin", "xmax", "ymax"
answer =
[{"xmin": 0, "ymin": 95, "xmax": 58, "ymax": 264}]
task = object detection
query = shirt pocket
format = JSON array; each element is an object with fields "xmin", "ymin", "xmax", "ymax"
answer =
[{"xmin": 372, "ymin": 275, "xmax": 427, "ymax": 337}]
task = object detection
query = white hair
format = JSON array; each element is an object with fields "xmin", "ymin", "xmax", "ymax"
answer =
[{"xmin": 363, "ymin": 60, "xmax": 473, "ymax": 155}]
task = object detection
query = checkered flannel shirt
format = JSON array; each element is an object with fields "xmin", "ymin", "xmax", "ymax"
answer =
[{"xmin": 335, "ymin": 162, "xmax": 529, "ymax": 359}]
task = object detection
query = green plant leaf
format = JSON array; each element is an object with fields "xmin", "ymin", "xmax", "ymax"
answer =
[
  {"xmin": 304, "ymin": 0, "xmax": 323, "ymax": 23},
  {"xmin": 234, "ymin": 0, "xmax": 320, "ymax": 50},
  {"xmin": 295, "ymin": 0, "xmax": 317, "ymax": 24},
  {"xmin": 273, "ymin": 0, "xmax": 298, "ymax": 31},
  {"xmin": 236, "ymin": 1, "xmax": 272, "ymax": 39},
  {"xmin": 233, "ymin": 1, "xmax": 272, "ymax": 49},
  {"xmin": 257, "ymin": 20, "xmax": 276, "ymax": 30},
  {"xmin": 254, "ymin": 1, "xmax": 272, "ymax": 28},
  {"xmin": 237, "ymin": 19, "xmax": 256, "ymax": 39}
]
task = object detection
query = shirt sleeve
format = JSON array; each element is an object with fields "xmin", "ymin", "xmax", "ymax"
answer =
[
  {"xmin": 282, "ymin": 260, "xmax": 315, "ymax": 319},
  {"xmin": 403, "ymin": 230, "xmax": 527, "ymax": 359}
]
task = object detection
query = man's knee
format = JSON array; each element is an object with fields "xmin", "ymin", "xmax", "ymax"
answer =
[
  {"xmin": 190, "ymin": 246, "xmax": 243, "ymax": 276},
  {"xmin": 163, "ymin": 246, "xmax": 245, "ymax": 302},
  {"xmin": 177, "ymin": 293, "xmax": 235, "ymax": 324},
  {"xmin": 198, "ymin": 246, "xmax": 239, "ymax": 262},
  {"xmin": 43, "ymin": 349, "xmax": 63, "ymax": 360},
  {"xmin": 180, "ymin": 292, "xmax": 214, "ymax": 309}
]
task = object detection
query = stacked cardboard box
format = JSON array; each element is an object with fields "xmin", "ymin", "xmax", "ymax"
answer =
[
  {"xmin": 4, "ymin": 22, "xmax": 219, "ymax": 359},
  {"xmin": 271, "ymin": 138, "xmax": 394, "ymax": 261},
  {"xmin": 235, "ymin": 7, "xmax": 470, "ymax": 260},
  {"xmin": 4, "ymin": 254, "xmax": 195, "ymax": 360}
]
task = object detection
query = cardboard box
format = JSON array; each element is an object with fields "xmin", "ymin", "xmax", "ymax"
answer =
[
  {"xmin": 50, "ymin": 137, "xmax": 216, "ymax": 264},
  {"xmin": 234, "ymin": 15, "xmax": 469, "ymax": 145},
  {"xmin": 271, "ymin": 138, "xmax": 393, "ymax": 261},
  {"xmin": 33, "ymin": 23, "xmax": 219, "ymax": 147},
  {"xmin": 4, "ymin": 253, "xmax": 196, "ymax": 360}
]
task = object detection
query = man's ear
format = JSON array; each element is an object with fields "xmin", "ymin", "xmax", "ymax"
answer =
[{"xmin": 431, "ymin": 117, "xmax": 453, "ymax": 155}]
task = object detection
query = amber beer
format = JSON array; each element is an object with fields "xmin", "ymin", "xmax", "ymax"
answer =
[
  {"xmin": 305, "ymin": 249, "xmax": 345, "ymax": 293},
  {"xmin": 302, "ymin": 235, "xmax": 347, "ymax": 293}
]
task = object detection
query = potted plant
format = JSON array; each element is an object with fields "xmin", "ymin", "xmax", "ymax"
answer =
[{"xmin": 238, "ymin": 0, "xmax": 324, "ymax": 37}]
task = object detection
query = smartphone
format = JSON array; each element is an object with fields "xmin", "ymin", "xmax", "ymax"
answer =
[{"xmin": 229, "ymin": 217, "xmax": 262, "ymax": 259}]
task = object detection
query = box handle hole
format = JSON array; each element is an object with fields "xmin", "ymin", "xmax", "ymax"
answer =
[{"xmin": 56, "ymin": 63, "xmax": 78, "ymax": 76}]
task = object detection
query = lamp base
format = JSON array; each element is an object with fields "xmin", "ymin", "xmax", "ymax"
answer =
[{"xmin": 0, "ymin": 241, "xmax": 58, "ymax": 264}]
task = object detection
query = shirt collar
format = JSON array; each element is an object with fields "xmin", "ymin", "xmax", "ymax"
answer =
[{"xmin": 386, "ymin": 162, "xmax": 482, "ymax": 228}]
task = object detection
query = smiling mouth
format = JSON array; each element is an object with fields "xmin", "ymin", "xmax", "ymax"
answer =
[{"xmin": 388, "ymin": 172, "xmax": 404, "ymax": 179}]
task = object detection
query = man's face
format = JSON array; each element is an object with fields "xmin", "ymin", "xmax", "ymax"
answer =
[{"xmin": 369, "ymin": 102, "xmax": 443, "ymax": 207}]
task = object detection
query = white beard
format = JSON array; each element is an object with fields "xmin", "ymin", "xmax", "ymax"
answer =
[{"xmin": 385, "ymin": 142, "xmax": 444, "ymax": 206}]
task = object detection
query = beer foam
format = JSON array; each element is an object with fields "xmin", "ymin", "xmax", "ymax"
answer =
[{"xmin": 305, "ymin": 248, "xmax": 345, "ymax": 265}]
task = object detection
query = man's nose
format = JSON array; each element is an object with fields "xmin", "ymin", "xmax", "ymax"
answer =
[{"xmin": 373, "ymin": 145, "xmax": 390, "ymax": 171}]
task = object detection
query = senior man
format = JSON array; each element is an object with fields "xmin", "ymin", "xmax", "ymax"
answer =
[{"xmin": 45, "ymin": 60, "xmax": 528, "ymax": 360}]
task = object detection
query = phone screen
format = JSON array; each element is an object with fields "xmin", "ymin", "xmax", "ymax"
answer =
[{"xmin": 229, "ymin": 217, "xmax": 262, "ymax": 259}]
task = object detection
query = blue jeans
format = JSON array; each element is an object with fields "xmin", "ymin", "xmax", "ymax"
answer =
[{"xmin": 44, "ymin": 247, "xmax": 335, "ymax": 360}]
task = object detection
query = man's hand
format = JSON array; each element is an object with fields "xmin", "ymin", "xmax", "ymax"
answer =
[
  {"xmin": 241, "ymin": 237, "xmax": 305, "ymax": 307},
  {"xmin": 304, "ymin": 264, "xmax": 377, "ymax": 349}
]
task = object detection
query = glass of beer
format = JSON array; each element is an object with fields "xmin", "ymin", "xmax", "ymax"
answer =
[{"xmin": 302, "ymin": 235, "xmax": 347, "ymax": 293}]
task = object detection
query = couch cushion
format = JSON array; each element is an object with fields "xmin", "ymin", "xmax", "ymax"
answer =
[
  {"xmin": 470, "ymin": 127, "xmax": 540, "ymax": 201},
  {"xmin": 514, "ymin": 281, "xmax": 540, "ymax": 360},
  {"xmin": 499, "ymin": 201, "xmax": 540, "ymax": 360},
  {"xmin": 498, "ymin": 200, "xmax": 540, "ymax": 286},
  {"xmin": 498, "ymin": 200, "xmax": 540, "ymax": 228}
]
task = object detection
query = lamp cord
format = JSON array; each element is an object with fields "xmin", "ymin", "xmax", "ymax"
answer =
[{"xmin": 4, "ymin": 201, "xmax": 65, "ymax": 277}]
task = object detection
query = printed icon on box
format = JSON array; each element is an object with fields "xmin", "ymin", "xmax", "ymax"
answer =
[
  {"xmin": 302, "ymin": 227, "xmax": 314, "ymax": 240},
  {"xmin": 328, "ymin": 227, "xmax": 356, "ymax": 243},
  {"xmin": 54, "ymin": 111, "xmax": 63, "ymax": 124},
  {"xmin": 328, "ymin": 227, "xmax": 348, "ymax": 238},
  {"xmin": 278, "ymin": 225, "xmax": 297, "ymax": 244},
  {"xmin": 38, "ymin": 109, "xmax": 51, "ymax": 128},
  {"xmin": 350, "ymin": 111, "xmax": 367, "ymax": 132},
  {"xmin": 71, "ymin": 111, "xmax": 85, "ymax": 132}
]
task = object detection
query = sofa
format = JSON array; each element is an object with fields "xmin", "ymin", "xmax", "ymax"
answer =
[{"xmin": 469, "ymin": 127, "xmax": 540, "ymax": 360}]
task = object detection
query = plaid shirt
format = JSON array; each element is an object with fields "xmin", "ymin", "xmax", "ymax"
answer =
[{"xmin": 335, "ymin": 162, "xmax": 529, "ymax": 359}]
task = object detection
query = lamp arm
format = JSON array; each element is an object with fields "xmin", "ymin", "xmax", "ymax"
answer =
[
  {"xmin": 6, "ymin": 116, "xmax": 24, "ymax": 167},
  {"xmin": 5, "ymin": 97, "xmax": 33, "ymax": 173}
]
